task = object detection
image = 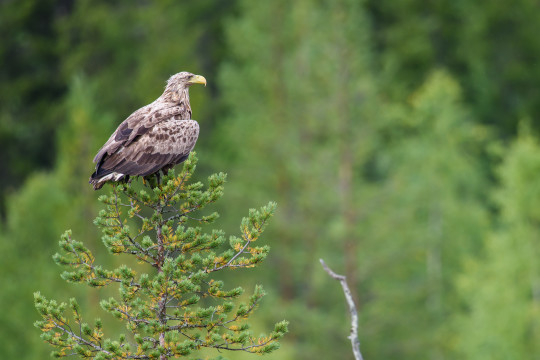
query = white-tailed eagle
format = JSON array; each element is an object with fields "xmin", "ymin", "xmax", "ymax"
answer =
[{"xmin": 89, "ymin": 72, "xmax": 206, "ymax": 190}]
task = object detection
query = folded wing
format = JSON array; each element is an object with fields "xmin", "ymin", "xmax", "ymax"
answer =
[{"xmin": 90, "ymin": 118, "xmax": 199, "ymax": 189}]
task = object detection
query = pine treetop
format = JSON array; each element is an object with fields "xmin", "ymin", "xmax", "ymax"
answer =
[{"xmin": 34, "ymin": 153, "xmax": 288, "ymax": 359}]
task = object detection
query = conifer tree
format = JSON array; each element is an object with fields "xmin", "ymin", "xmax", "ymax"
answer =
[
  {"xmin": 34, "ymin": 154, "xmax": 287, "ymax": 359},
  {"xmin": 361, "ymin": 71, "xmax": 490, "ymax": 358},
  {"xmin": 367, "ymin": 0, "xmax": 540, "ymax": 134},
  {"xmin": 0, "ymin": 76, "xmax": 112, "ymax": 360},
  {"xmin": 456, "ymin": 126, "xmax": 540, "ymax": 359},
  {"xmin": 218, "ymin": 2, "xmax": 380, "ymax": 357}
]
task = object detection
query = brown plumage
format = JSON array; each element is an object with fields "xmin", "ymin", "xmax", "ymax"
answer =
[{"xmin": 89, "ymin": 72, "xmax": 206, "ymax": 190}]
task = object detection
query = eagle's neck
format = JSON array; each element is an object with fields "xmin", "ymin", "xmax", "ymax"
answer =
[{"xmin": 161, "ymin": 87, "xmax": 192, "ymax": 118}]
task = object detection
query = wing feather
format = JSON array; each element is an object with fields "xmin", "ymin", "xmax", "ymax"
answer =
[
  {"xmin": 93, "ymin": 100, "xmax": 190, "ymax": 165},
  {"xmin": 94, "ymin": 119, "xmax": 199, "ymax": 179}
]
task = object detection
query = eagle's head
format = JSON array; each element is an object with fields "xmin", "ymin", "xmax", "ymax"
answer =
[{"xmin": 163, "ymin": 72, "xmax": 206, "ymax": 103}]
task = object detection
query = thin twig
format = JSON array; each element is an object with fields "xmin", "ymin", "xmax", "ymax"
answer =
[{"xmin": 319, "ymin": 259, "xmax": 364, "ymax": 360}]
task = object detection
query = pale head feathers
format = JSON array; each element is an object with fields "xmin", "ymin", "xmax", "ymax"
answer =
[{"xmin": 163, "ymin": 72, "xmax": 206, "ymax": 103}]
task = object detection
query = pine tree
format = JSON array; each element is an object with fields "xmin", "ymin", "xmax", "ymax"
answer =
[
  {"xmin": 34, "ymin": 154, "xmax": 287, "ymax": 359},
  {"xmin": 218, "ymin": 2, "xmax": 380, "ymax": 357},
  {"xmin": 456, "ymin": 125, "xmax": 540, "ymax": 359},
  {"xmin": 361, "ymin": 71, "xmax": 490, "ymax": 358},
  {"xmin": 0, "ymin": 0, "xmax": 67, "ymax": 210},
  {"xmin": 367, "ymin": 0, "xmax": 540, "ymax": 135},
  {"xmin": 0, "ymin": 76, "xmax": 113, "ymax": 360}
]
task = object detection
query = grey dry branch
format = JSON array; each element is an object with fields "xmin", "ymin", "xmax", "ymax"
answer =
[
  {"xmin": 320, "ymin": 259, "xmax": 363, "ymax": 360},
  {"xmin": 35, "ymin": 153, "xmax": 288, "ymax": 359}
]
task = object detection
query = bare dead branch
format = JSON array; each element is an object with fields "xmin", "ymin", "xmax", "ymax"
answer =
[{"xmin": 319, "ymin": 258, "xmax": 363, "ymax": 360}]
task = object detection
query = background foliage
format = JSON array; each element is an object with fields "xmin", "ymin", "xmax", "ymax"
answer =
[{"xmin": 2, "ymin": 1, "xmax": 540, "ymax": 359}]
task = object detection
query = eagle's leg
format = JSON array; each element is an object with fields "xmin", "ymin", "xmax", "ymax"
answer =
[
  {"xmin": 155, "ymin": 171, "xmax": 162, "ymax": 186},
  {"xmin": 121, "ymin": 175, "xmax": 131, "ymax": 185},
  {"xmin": 142, "ymin": 176, "xmax": 155, "ymax": 188},
  {"xmin": 157, "ymin": 165, "xmax": 173, "ymax": 187},
  {"xmin": 142, "ymin": 176, "xmax": 156, "ymax": 188},
  {"xmin": 161, "ymin": 165, "xmax": 172, "ymax": 178}
]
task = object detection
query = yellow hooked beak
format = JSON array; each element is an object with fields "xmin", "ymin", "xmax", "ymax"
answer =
[{"xmin": 188, "ymin": 74, "xmax": 207, "ymax": 87}]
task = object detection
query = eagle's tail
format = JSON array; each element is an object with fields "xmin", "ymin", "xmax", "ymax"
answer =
[
  {"xmin": 89, "ymin": 177, "xmax": 106, "ymax": 190},
  {"xmin": 89, "ymin": 171, "xmax": 127, "ymax": 190}
]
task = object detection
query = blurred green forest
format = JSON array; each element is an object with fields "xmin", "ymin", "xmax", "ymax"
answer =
[{"xmin": 2, "ymin": 0, "xmax": 540, "ymax": 359}]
